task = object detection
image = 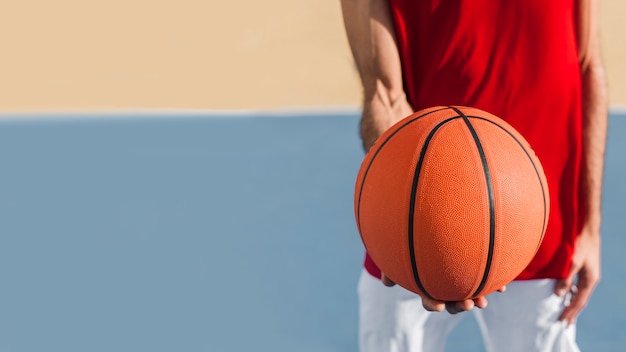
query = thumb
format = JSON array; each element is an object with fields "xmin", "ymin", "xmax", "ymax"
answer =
[
  {"xmin": 555, "ymin": 269, "xmax": 577, "ymax": 297},
  {"xmin": 380, "ymin": 272, "xmax": 396, "ymax": 287},
  {"xmin": 556, "ymin": 255, "xmax": 585, "ymax": 297}
]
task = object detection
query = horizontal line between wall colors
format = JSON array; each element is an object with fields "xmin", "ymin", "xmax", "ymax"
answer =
[
  {"xmin": 610, "ymin": 105, "xmax": 626, "ymax": 115},
  {"xmin": 0, "ymin": 106, "xmax": 362, "ymax": 121},
  {"xmin": 0, "ymin": 105, "xmax": 624, "ymax": 121}
]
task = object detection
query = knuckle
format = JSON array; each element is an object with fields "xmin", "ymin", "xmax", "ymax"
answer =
[{"xmin": 424, "ymin": 305, "xmax": 441, "ymax": 312}]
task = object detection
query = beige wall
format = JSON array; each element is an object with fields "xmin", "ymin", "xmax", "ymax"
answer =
[
  {"xmin": 600, "ymin": 0, "xmax": 626, "ymax": 107},
  {"xmin": 0, "ymin": 1, "xmax": 623, "ymax": 112}
]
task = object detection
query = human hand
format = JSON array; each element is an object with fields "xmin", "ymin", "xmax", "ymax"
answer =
[
  {"xmin": 380, "ymin": 272, "xmax": 506, "ymax": 314},
  {"xmin": 554, "ymin": 226, "xmax": 601, "ymax": 325}
]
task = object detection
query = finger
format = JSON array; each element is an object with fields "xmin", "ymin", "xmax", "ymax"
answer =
[
  {"xmin": 380, "ymin": 273, "xmax": 396, "ymax": 287},
  {"xmin": 558, "ymin": 285, "xmax": 581, "ymax": 325},
  {"xmin": 497, "ymin": 285, "xmax": 506, "ymax": 293},
  {"xmin": 473, "ymin": 296, "xmax": 488, "ymax": 309},
  {"xmin": 555, "ymin": 258, "xmax": 582, "ymax": 297},
  {"xmin": 559, "ymin": 271, "xmax": 600, "ymax": 324},
  {"xmin": 554, "ymin": 276, "xmax": 575, "ymax": 297},
  {"xmin": 421, "ymin": 296, "xmax": 445, "ymax": 312},
  {"xmin": 445, "ymin": 299, "xmax": 475, "ymax": 314}
]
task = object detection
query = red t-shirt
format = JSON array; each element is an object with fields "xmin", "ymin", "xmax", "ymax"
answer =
[{"xmin": 364, "ymin": 0, "xmax": 584, "ymax": 281}]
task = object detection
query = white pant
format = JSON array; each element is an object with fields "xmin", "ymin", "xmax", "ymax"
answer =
[{"xmin": 358, "ymin": 270, "xmax": 579, "ymax": 352}]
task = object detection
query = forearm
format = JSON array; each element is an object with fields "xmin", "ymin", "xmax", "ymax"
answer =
[
  {"xmin": 574, "ymin": 0, "xmax": 607, "ymax": 234},
  {"xmin": 340, "ymin": 0, "xmax": 412, "ymax": 151},
  {"xmin": 580, "ymin": 52, "xmax": 608, "ymax": 234}
]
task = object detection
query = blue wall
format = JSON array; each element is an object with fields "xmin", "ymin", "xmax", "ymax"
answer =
[{"xmin": 0, "ymin": 112, "xmax": 623, "ymax": 351}]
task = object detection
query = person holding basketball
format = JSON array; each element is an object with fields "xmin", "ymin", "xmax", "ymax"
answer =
[{"xmin": 340, "ymin": 0, "xmax": 607, "ymax": 351}]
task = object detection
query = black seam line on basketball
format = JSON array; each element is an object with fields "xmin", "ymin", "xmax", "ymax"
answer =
[
  {"xmin": 355, "ymin": 106, "xmax": 451, "ymax": 242},
  {"xmin": 408, "ymin": 115, "xmax": 463, "ymax": 300},
  {"xmin": 450, "ymin": 107, "xmax": 495, "ymax": 298},
  {"xmin": 465, "ymin": 115, "xmax": 548, "ymax": 251}
]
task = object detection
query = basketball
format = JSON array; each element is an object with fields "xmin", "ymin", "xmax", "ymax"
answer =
[{"xmin": 354, "ymin": 106, "xmax": 549, "ymax": 301}]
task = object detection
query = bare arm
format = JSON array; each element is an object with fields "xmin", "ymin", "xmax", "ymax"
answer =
[
  {"xmin": 555, "ymin": 0, "xmax": 607, "ymax": 325},
  {"xmin": 340, "ymin": 0, "xmax": 413, "ymax": 151},
  {"xmin": 579, "ymin": 0, "xmax": 607, "ymax": 249},
  {"xmin": 341, "ymin": 0, "xmax": 500, "ymax": 314}
]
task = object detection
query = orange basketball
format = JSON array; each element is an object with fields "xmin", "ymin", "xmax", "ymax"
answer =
[{"xmin": 354, "ymin": 106, "xmax": 549, "ymax": 301}]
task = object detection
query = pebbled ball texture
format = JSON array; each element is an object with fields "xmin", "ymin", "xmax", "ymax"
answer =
[{"xmin": 354, "ymin": 106, "xmax": 549, "ymax": 301}]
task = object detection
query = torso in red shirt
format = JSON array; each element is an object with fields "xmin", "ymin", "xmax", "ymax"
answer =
[{"xmin": 364, "ymin": 0, "xmax": 584, "ymax": 281}]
